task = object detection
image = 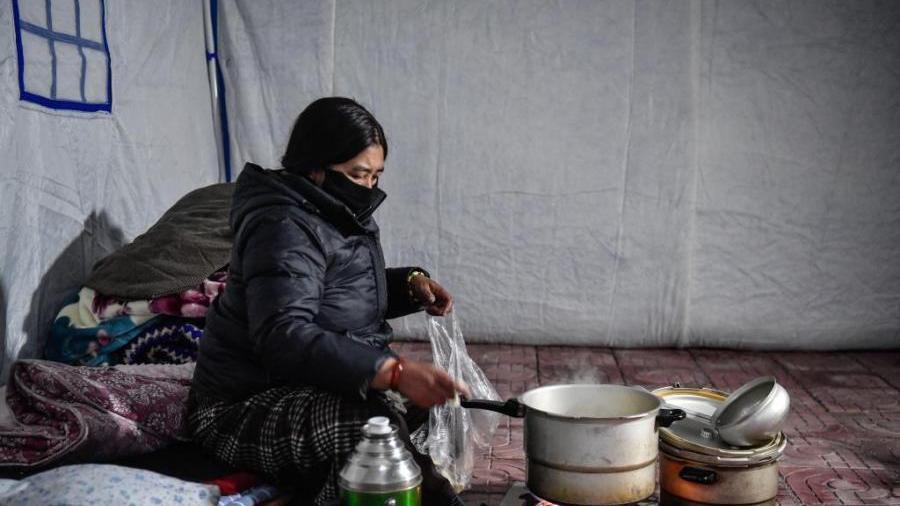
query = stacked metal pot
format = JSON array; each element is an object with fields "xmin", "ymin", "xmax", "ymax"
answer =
[{"xmin": 654, "ymin": 377, "xmax": 790, "ymax": 506}]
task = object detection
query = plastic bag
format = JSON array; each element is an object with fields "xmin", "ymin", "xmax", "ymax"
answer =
[{"xmin": 416, "ymin": 312, "xmax": 501, "ymax": 492}]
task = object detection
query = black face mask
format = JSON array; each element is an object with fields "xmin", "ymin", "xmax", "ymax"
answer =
[{"xmin": 321, "ymin": 170, "xmax": 386, "ymax": 220}]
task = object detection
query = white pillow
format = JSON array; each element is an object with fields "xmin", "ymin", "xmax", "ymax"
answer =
[{"xmin": 0, "ymin": 464, "xmax": 219, "ymax": 506}]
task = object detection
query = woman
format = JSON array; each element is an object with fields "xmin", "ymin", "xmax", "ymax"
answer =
[{"xmin": 189, "ymin": 97, "xmax": 468, "ymax": 505}]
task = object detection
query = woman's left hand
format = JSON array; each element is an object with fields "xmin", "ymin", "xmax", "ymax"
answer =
[{"xmin": 410, "ymin": 275, "xmax": 454, "ymax": 316}]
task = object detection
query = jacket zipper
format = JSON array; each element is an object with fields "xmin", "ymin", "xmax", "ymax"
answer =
[{"xmin": 366, "ymin": 234, "xmax": 388, "ymax": 319}]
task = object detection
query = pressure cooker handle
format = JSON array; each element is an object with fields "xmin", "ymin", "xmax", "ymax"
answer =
[
  {"xmin": 679, "ymin": 466, "xmax": 718, "ymax": 485},
  {"xmin": 656, "ymin": 408, "xmax": 686, "ymax": 428},
  {"xmin": 460, "ymin": 398, "xmax": 526, "ymax": 418}
]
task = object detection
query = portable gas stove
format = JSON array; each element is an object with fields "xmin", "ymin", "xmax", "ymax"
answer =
[{"xmin": 499, "ymin": 482, "xmax": 658, "ymax": 506}]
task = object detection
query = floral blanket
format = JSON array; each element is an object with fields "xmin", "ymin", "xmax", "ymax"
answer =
[
  {"xmin": 0, "ymin": 360, "xmax": 193, "ymax": 470},
  {"xmin": 45, "ymin": 271, "xmax": 226, "ymax": 366}
]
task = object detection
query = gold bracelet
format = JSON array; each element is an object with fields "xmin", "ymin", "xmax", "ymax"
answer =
[{"xmin": 407, "ymin": 270, "xmax": 427, "ymax": 304}]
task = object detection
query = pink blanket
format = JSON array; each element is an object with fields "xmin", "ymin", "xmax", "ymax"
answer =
[{"xmin": 0, "ymin": 360, "xmax": 192, "ymax": 469}]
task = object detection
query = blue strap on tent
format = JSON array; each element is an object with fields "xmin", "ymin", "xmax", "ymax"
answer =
[{"xmin": 209, "ymin": 0, "xmax": 232, "ymax": 182}]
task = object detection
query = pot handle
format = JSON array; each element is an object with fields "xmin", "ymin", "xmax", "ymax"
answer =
[
  {"xmin": 656, "ymin": 408, "xmax": 686, "ymax": 428},
  {"xmin": 679, "ymin": 466, "xmax": 718, "ymax": 485},
  {"xmin": 460, "ymin": 398, "xmax": 526, "ymax": 418}
]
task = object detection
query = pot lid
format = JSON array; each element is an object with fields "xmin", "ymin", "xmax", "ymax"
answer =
[
  {"xmin": 710, "ymin": 376, "xmax": 791, "ymax": 447},
  {"xmin": 652, "ymin": 386, "xmax": 786, "ymax": 466}
]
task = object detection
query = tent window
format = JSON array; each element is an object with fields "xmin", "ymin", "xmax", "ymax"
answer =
[{"xmin": 12, "ymin": 0, "xmax": 112, "ymax": 113}]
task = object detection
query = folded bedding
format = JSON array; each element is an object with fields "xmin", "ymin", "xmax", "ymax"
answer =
[
  {"xmin": 44, "ymin": 183, "xmax": 234, "ymax": 367},
  {"xmin": 0, "ymin": 360, "xmax": 193, "ymax": 470},
  {"xmin": 46, "ymin": 271, "xmax": 226, "ymax": 366}
]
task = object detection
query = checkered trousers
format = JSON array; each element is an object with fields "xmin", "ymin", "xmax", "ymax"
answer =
[{"xmin": 188, "ymin": 387, "xmax": 407, "ymax": 505}]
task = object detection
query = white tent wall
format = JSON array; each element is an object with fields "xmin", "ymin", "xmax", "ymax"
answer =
[
  {"xmin": 336, "ymin": 0, "xmax": 642, "ymax": 343},
  {"xmin": 0, "ymin": 0, "xmax": 220, "ymax": 377},
  {"xmin": 217, "ymin": 0, "xmax": 900, "ymax": 349},
  {"xmin": 688, "ymin": 1, "xmax": 900, "ymax": 349}
]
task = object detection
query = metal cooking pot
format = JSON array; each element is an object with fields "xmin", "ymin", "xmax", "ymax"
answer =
[{"xmin": 462, "ymin": 384, "xmax": 685, "ymax": 506}]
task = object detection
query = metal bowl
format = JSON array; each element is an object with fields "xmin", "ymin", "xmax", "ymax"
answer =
[{"xmin": 711, "ymin": 376, "xmax": 790, "ymax": 447}]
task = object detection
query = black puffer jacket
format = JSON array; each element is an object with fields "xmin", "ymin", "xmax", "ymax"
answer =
[{"xmin": 191, "ymin": 164, "xmax": 424, "ymax": 403}]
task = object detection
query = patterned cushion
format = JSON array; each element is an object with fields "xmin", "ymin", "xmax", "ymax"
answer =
[{"xmin": 0, "ymin": 464, "xmax": 219, "ymax": 505}]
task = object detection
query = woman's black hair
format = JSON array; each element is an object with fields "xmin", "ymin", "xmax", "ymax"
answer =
[{"xmin": 281, "ymin": 97, "xmax": 387, "ymax": 174}]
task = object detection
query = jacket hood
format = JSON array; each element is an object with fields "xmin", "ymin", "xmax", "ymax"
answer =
[{"xmin": 230, "ymin": 163, "xmax": 381, "ymax": 235}]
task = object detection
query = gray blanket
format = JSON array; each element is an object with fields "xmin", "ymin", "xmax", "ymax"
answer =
[{"xmin": 86, "ymin": 183, "xmax": 234, "ymax": 299}]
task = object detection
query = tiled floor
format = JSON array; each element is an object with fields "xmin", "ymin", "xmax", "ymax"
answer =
[{"xmin": 391, "ymin": 343, "xmax": 900, "ymax": 505}]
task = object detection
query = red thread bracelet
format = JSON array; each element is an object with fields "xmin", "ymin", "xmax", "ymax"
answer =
[{"xmin": 389, "ymin": 359, "xmax": 404, "ymax": 391}]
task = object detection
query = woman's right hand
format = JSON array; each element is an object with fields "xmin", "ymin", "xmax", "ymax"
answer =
[{"xmin": 374, "ymin": 358, "xmax": 469, "ymax": 408}]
